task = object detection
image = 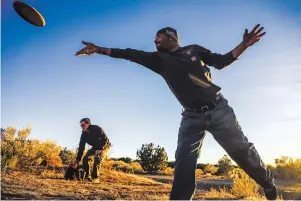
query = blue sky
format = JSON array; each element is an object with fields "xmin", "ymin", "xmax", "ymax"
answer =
[{"xmin": 1, "ymin": 0, "xmax": 301, "ymax": 165}]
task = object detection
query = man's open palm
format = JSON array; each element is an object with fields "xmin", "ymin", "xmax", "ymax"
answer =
[
  {"xmin": 243, "ymin": 24, "xmax": 266, "ymax": 47},
  {"xmin": 75, "ymin": 41, "xmax": 97, "ymax": 56}
]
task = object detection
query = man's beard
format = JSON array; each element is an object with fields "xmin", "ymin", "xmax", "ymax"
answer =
[{"xmin": 156, "ymin": 45, "xmax": 169, "ymax": 52}]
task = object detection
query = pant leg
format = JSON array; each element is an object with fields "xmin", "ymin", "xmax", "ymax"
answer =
[
  {"xmin": 92, "ymin": 143, "xmax": 111, "ymax": 179},
  {"xmin": 92, "ymin": 155, "xmax": 100, "ymax": 179},
  {"xmin": 208, "ymin": 97, "xmax": 275, "ymax": 189},
  {"xmin": 82, "ymin": 149, "xmax": 95, "ymax": 179},
  {"xmin": 170, "ymin": 110, "xmax": 207, "ymax": 200}
]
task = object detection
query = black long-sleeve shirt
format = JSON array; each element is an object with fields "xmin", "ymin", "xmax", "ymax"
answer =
[
  {"xmin": 109, "ymin": 44, "xmax": 236, "ymax": 109},
  {"xmin": 76, "ymin": 125, "xmax": 109, "ymax": 162}
]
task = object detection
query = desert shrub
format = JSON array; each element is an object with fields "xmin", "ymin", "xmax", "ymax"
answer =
[
  {"xmin": 104, "ymin": 160, "xmax": 144, "ymax": 174},
  {"xmin": 230, "ymin": 168, "xmax": 259, "ymax": 198},
  {"xmin": 1, "ymin": 126, "xmax": 63, "ymax": 171},
  {"xmin": 197, "ymin": 163, "xmax": 207, "ymax": 171},
  {"xmin": 167, "ymin": 161, "xmax": 175, "ymax": 168},
  {"xmin": 158, "ymin": 167, "xmax": 203, "ymax": 177},
  {"xmin": 196, "ymin": 168, "xmax": 203, "ymax": 178},
  {"xmin": 136, "ymin": 143, "xmax": 168, "ymax": 174},
  {"xmin": 274, "ymin": 156, "xmax": 301, "ymax": 181},
  {"xmin": 204, "ymin": 164, "xmax": 218, "ymax": 175},
  {"xmin": 117, "ymin": 157, "xmax": 133, "ymax": 163},
  {"xmin": 129, "ymin": 161, "xmax": 144, "ymax": 173},
  {"xmin": 217, "ymin": 155, "xmax": 234, "ymax": 176},
  {"xmin": 1, "ymin": 141, "xmax": 15, "ymax": 170},
  {"xmin": 159, "ymin": 167, "xmax": 174, "ymax": 175}
]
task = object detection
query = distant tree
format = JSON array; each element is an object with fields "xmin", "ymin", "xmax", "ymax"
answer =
[
  {"xmin": 136, "ymin": 143, "xmax": 168, "ymax": 173},
  {"xmin": 275, "ymin": 156, "xmax": 291, "ymax": 167},
  {"xmin": 167, "ymin": 161, "xmax": 175, "ymax": 168},
  {"xmin": 1, "ymin": 128, "xmax": 6, "ymax": 141},
  {"xmin": 274, "ymin": 156, "xmax": 301, "ymax": 181},
  {"xmin": 118, "ymin": 157, "xmax": 132, "ymax": 163},
  {"xmin": 197, "ymin": 163, "xmax": 207, "ymax": 171},
  {"xmin": 217, "ymin": 155, "xmax": 234, "ymax": 176}
]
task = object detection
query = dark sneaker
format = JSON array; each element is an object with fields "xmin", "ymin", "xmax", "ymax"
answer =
[{"xmin": 264, "ymin": 185, "xmax": 277, "ymax": 200}]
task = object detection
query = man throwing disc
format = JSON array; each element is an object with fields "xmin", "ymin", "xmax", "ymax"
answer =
[{"xmin": 76, "ymin": 24, "xmax": 277, "ymax": 200}]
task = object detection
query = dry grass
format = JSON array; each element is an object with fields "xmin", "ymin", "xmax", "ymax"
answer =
[
  {"xmin": 0, "ymin": 169, "xmax": 240, "ymax": 200},
  {"xmin": 1, "ymin": 169, "xmax": 170, "ymax": 200},
  {"xmin": 1, "ymin": 169, "xmax": 300, "ymax": 200},
  {"xmin": 277, "ymin": 181, "xmax": 301, "ymax": 193},
  {"xmin": 195, "ymin": 187, "xmax": 236, "ymax": 200}
]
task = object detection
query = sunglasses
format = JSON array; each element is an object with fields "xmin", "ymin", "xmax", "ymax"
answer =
[{"xmin": 80, "ymin": 124, "xmax": 85, "ymax": 127}]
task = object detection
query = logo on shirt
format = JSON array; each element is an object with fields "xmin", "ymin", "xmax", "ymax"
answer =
[{"xmin": 191, "ymin": 56, "xmax": 196, "ymax": 61}]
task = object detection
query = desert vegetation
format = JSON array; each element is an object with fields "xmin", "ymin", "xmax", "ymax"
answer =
[{"xmin": 1, "ymin": 125, "xmax": 300, "ymax": 200}]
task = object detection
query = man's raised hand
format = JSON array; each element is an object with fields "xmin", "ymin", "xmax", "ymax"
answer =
[{"xmin": 243, "ymin": 24, "xmax": 266, "ymax": 47}]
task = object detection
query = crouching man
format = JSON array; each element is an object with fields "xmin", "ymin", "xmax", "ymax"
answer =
[{"xmin": 72, "ymin": 118, "xmax": 111, "ymax": 182}]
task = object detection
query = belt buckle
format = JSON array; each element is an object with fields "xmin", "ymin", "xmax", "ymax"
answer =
[{"xmin": 200, "ymin": 105, "xmax": 209, "ymax": 112}]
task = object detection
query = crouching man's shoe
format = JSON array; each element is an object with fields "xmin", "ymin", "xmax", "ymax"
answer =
[
  {"xmin": 264, "ymin": 185, "xmax": 277, "ymax": 200},
  {"xmin": 92, "ymin": 178, "xmax": 99, "ymax": 183},
  {"xmin": 86, "ymin": 177, "xmax": 93, "ymax": 182}
]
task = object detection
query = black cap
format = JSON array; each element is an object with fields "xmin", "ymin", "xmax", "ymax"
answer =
[
  {"xmin": 80, "ymin": 118, "xmax": 91, "ymax": 124},
  {"xmin": 156, "ymin": 27, "xmax": 179, "ymax": 43}
]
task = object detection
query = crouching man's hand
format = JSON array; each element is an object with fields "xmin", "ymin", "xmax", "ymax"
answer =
[
  {"xmin": 72, "ymin": 160, "xmax": 78, "ymax": 169},
  {"xmin": 95, "ymin": 150, "xmax": 101, "ymax": 157}
]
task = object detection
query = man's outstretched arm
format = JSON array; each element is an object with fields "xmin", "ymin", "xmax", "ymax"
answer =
[
  {"xmin": 76, "ymin": 42, "xmax": 163, "ymax": 74},
  {"xmin": 201, "ymin": 24, "xmax": 266, "ymax": 70},
  {"xmin": 75, "ymin": 135, "xmax": 86, "ymax": 163}
]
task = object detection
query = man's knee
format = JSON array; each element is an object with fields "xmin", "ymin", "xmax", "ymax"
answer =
[
  {"xmin": 94, "ymin": 155, "xmax": 101, "ymax": 164},
  {"xmin": 83, "ymin": 155, "xmax": 93, "ymax": 165},
  {"xmin": 175, "ymin": 142, "xmax": 201, "ymax": 161}
]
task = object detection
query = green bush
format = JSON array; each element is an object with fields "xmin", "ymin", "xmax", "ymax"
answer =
[
  {"xmin": 217, "ymin": 155, "xmax": 234, "ymax": 176},
  {"xmin": 136, "ymin": 143, "xmax": 168, "ymax": 174}
]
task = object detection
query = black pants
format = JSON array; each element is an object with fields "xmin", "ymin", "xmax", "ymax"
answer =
[
  {"xmin": 170, "ymin": 95, "xmax": 275, "ymax": 200},
  {"xmin": 82, "ymin": 149, "xmax": 102, "ymax": 179}
]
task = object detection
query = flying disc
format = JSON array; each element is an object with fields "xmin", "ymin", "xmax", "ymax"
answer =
[{"xmin": 13, "ymin": 1, "xmax": 46, "ymax": 27}]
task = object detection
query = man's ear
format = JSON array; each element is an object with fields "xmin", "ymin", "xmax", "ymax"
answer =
[{"xmin": 169, "ymin": 38, "xmax": 178, "ymax": 46}]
